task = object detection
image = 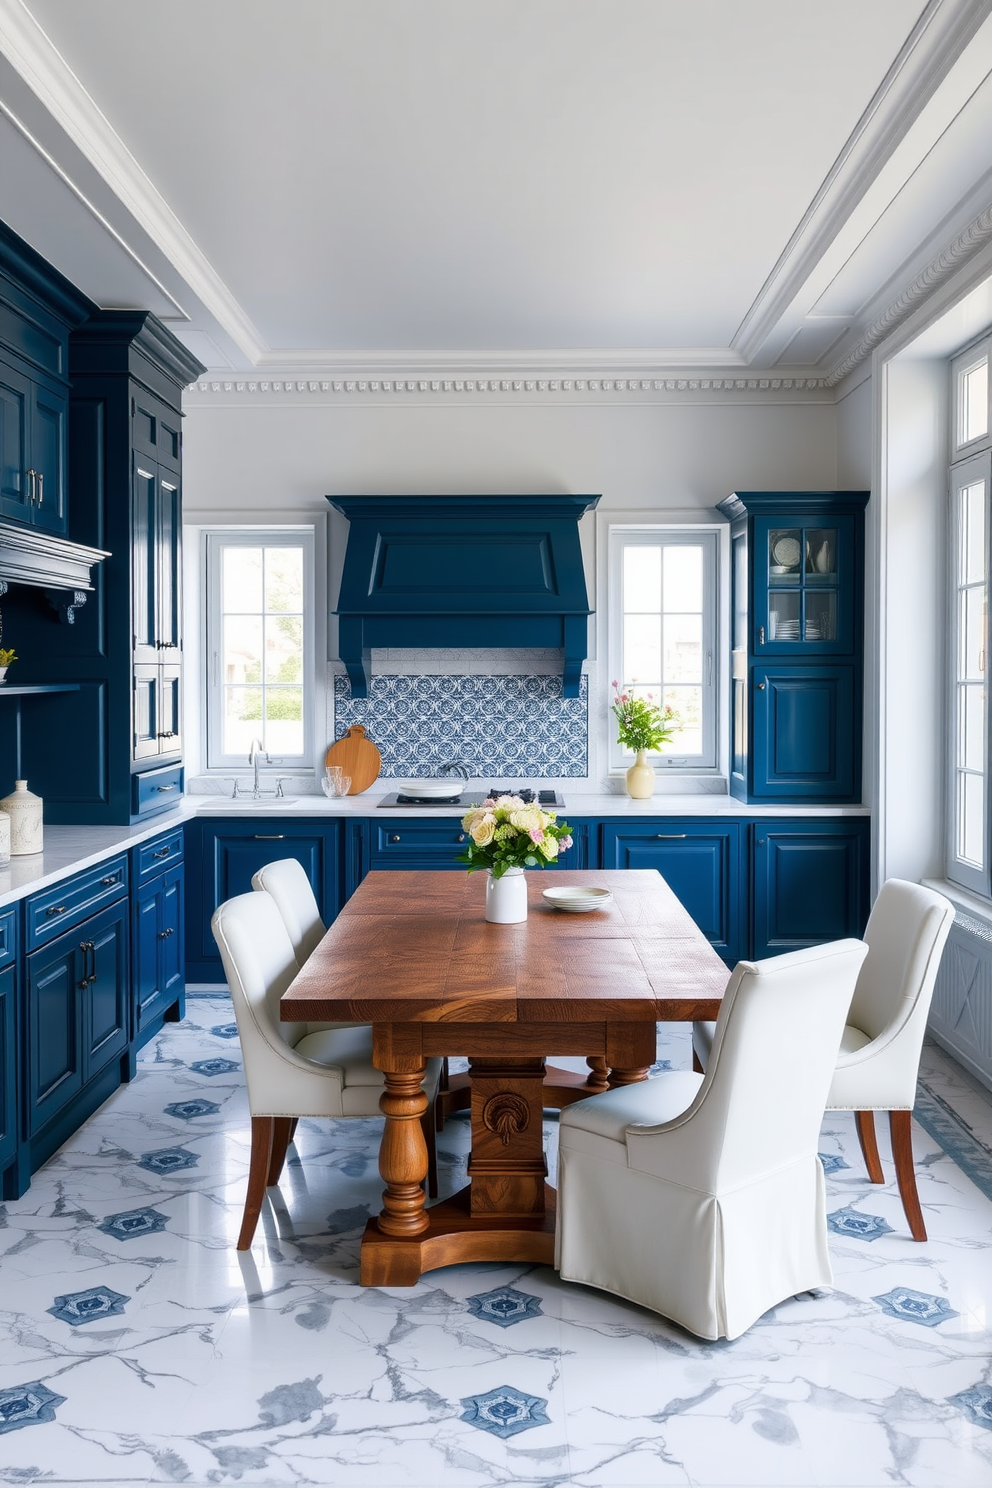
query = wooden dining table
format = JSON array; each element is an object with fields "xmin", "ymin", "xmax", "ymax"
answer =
[{"xmin": 281, "ymin": 868, "xmax": 730, "ymax": 1285}]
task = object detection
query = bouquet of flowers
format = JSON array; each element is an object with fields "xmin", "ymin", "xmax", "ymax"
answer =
[
  {"xmin": 460, "ymin": 795, "xmax": 573, "ymax": 879},
  {"xmin": 611, "ymin": 681, "xmax": 681, "ymax": 753}
]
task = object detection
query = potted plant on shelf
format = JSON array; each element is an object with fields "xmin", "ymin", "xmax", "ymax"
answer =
[
  {"xmin": 0, "ymin": 648, "xmax": 17, "ymax": 684},
  {"xmin": 460, "ymin": 795, "xmax": 573, "ymax": 923},
  {"xmin": 611, "ymin": 682, "xmax": 682, "ymax": 799}
]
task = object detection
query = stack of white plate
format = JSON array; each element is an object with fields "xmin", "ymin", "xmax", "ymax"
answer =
[
  {"xmin": 776, "ymin": 619, "xmax": 800, "ymax": 639},
  {"xmin": 542, "ymin": 886, "xmax": 613, "ymax": 913}
]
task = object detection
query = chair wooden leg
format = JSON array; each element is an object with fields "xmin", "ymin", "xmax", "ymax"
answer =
[
  {"xmin": 421, "ymin": 1098, "xmax": 439, "ymax": 1200},
  {"xmin": 266, "ymin": 1117, "xmax": 295, "ymax": 1186},
  {"xmin": 692, "ymin": 1049, "xmax": 703, "ymax": 1074},
  {"xmin": 238, "ymin": 1116, "xmax": 275, "ymax": 1251},
  {"xmin": 288, "ymin": 1118, "xmax": 299, "ymax": 1139},
  {"xmin": 436, "ymin": 1057, "xmax": 450, "ymax": 1131},
  {"xmin": 854, "ymin": 1110, "xmax": 884, "ymax": 1184},
  {"xmin": 890, "ymin": 1110, "xmax": 927, "ymax": 1241}
]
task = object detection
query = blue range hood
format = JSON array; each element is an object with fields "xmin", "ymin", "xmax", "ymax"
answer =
[{"xmin": 328, "ymin": 494, "xmax": 599, "ymax": 697}]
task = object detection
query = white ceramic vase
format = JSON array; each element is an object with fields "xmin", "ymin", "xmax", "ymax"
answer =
[
  {"xmin": 0, "ymin": 779, "xmax": 43, "ymax": 855},
  {"xmin": 625, "ymin": 748, "xmax": 656, "ymax": 800},
  {"xmin": 485, "ymin": 866, "xmax": 528, "ymax": 923}
]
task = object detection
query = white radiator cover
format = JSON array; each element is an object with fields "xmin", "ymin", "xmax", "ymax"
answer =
[{"xmin": 929, "ymin": 913, "xmax": 992, "ymax": 1094}]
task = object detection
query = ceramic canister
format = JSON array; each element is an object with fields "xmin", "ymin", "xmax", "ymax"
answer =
[
  {"xmin": 0, "ymin": 779, "xmax": 43, "ymax": 855},
  {"xmin": 0, "ymin": 809, "xmax": 9, "ymax": 864}
]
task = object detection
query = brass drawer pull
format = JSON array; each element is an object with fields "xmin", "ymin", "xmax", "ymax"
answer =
[
  {"xmin": 45, "ymin": 904, "xmax": 67, "ymax": 917},
  {"xmin": 152, "ymin": 847, "xmax": 171, "ymax": 858},
  {"xmin": 101, "ymin": 874, "xmax": 120, "ymax": 885}
]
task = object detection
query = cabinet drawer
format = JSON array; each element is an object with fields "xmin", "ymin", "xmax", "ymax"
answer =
[
  {"xmin": 134, "ymin": 828, "xmax": 184, "ymax": 885},
  {"xmin": 602, "ymin": 821, "xmax": 743, "ymax": 965},
  {"xmin": 0, "ymin": 908, "xmax": 16, "ymax": 971},
  {"xmin": 26, "ymin": 855, "xmax": 128, "ymax": 950},
  {"xmin": 132, "ymin": 763, "xmax": 184, "ymax": 818},
  {"xmin": 371, "ymin": 819, "xmax": 469, "ymax": 866}
]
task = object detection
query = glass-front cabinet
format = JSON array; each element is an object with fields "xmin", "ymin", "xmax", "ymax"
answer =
[{"xmin": 718, "ymin": 491, "xmax": 869, "ymax": 803}]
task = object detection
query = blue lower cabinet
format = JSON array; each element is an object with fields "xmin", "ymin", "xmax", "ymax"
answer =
[
  {"xmin": 185, "ymin": 819, "xmax": 342, "ymax": 980},
  {"xmin": 0, "ymin": 964, "xmax": 17, "ymax": 1184},
  {"xmin": 752, "ymin": 819, "xmax": 870, "ymax": 959},
  {"xmin": 132, "ymin": 860, "xmax": 185, "ymax": 1043},
  {"xmin": 751, "ymin": 665, "xmax": 857, "ymax": 800},
  {"xmin": 345, "ymin": 816, "xmax": 594, "ymax": 897},
  {"xmin": 602, "ymin": 822, "xmax": 743, "ymax": 966},
  {"xmin": 26, "ymin": 897, "xmax": 129, "ymax": 1146}
]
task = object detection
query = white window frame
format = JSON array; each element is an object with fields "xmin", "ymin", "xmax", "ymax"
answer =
[
  {"xmin": 607, "ymin": 525, "xmax": 719, "ymax": 774},
  {"xmin": 947, "ymin": 332, "xmax": 992, "ymax": 895},
  {"xmin": 204, "ymin": 528, "xmax": 316, "ymax": 773}
]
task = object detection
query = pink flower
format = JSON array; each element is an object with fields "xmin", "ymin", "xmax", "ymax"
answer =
[{"xmin": 528, "ymin": 827, "xmax": 544, "ymax": 844}]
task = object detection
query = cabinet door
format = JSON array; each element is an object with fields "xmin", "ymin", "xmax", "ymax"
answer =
[
  {"xmin": 83, "ymin": 899, "xmax": 129, "ymax": 1079},
  {"xmin": 132, "ymin": 458, "xmax": 158, "ymax": 662},
  {"xmin": 602, "ymin": 822, "xmax": 743, "ymax": 965},
  {"xmin": 752, "ymin": 820, "xmax": 870, "ymax": 960},
  {"xmin": 132, "ymin": 663, "xmax": 160, "ymax": 761},
  {"xmin": 195, "ymin": 821, "xmax": 340, "ymax": 968},
  {"xmin": 0, "ymin": 362, "xmax": 28, "ymax": 520},
  {"xmin": 754, "ymin": 514, "xmax": 856, "ymax": 655},
  {"xmin": 134, "ymin": 863, "xmax": 184, "ymax": 1031},
  {"xmin": 157, "ymin": 664, "xmax": 182, "ymax": 757},
  {"xmin": 30, "ymin": 380, "xmax": 67, "ymax": 534},
  {"xmin": 27, "ymin": 937, "xmax": 83, "ymax": 1134},
  {"xmin": 751, "ymin": 665, "xmax": 857, "ymax": 800},
  {"xmin": 0, "ymin": 966, "xmax": 16, "ymax": 1171},
  {"xmin": 157, "ymin": 472, "xmax": 182, "ymax": 654}
]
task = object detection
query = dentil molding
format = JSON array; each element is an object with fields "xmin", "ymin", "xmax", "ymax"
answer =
[{"xmin": 187, "ymin": 373, "xmax": 831, "ymax": 401}]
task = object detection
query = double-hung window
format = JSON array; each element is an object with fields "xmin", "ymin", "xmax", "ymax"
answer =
[
  {"xmin": 205, "ymin": 530, "xmax": 314, "ymax": 771},
  {"xmin": 608, "ymin": 526, "xmax": 719, "ymax": 772},
  {"xmin": 948, "ymin": 337, "xmax": 992, "ymax": 895}
]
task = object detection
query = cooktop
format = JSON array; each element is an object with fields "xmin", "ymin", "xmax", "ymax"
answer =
[{"xmin": 377, "ymin": 788, "xmax": 566, "ymax": 810}]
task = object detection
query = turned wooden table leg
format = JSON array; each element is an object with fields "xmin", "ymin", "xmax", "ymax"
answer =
[
  {"xmin": 585, "ymin": 1056, "xmax": 610, "ymax": 1093},
  {"xmin": 606, "ymin": 1020, "xmax": 656, "ymax": 1088},
  {"xmin": 377, "ymin": 1067, "xmax": 430, "ymax": 1237}
]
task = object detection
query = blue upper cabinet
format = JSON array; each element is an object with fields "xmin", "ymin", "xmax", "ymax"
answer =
[
  {"xmin": 0, "ymin": 221, "xmax": 93, "ymax": 536},
  {"xmin": 718, "ymin": 491, "xmax": 869, "ymax": 803},
  {"xmin": 328, "ymin": 495, "xmax": 599, "ymax": 697}
]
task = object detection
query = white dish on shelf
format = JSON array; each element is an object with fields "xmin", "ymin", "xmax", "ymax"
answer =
[
  {"xmin": 769, "ymin": 564, "xmax": 792, "ymax": 575},
  {"xmin": 771, "ymin": 536, "xmax": 802, "ymax": 567},
  {"xmin": 542, "ymin": 886, "xmax": 613, "ymax": 913}
]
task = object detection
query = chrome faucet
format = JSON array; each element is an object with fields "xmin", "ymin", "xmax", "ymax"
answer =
[
  {"xmin": 438, "ymin": 757, "xmax": 471, "ymax": 779},
  {"xmin": 231, "ymin": 737, "xmax": 285, "ymax": 799},
  {"xmin": 248, "ymin": 737, "xmax": 267, "ymax": 794}
]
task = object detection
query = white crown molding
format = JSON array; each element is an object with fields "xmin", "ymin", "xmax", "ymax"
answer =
[
  {"xmin": 0, "ymin": 0, "xmax": 266, "ymax": 362},
  {"xmin": 254, "ymin": 346, "xmax": 750, "ymax": 373},
  {"xmin": 733, "ymin": 0, "xmax": 992, "ymax": 362},
  {"xmin": 187, "ymin": 371, "xmax": 832, "ymax": 403},
  {"xmin": 825, "ymin": 196, "xmax": 992, "ymax": 385}
]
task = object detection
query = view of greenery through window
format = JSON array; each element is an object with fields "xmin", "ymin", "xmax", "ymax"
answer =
[
  {"xmin": 220, "ymin": 544, "xmax": 305, "ymax": 757},
  {"xmin": 621, "ymin": 541, "xmax": 705, "ymax": 756}
]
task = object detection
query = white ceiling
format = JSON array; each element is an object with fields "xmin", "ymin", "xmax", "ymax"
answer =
[{"xmin": 2, "ymin": 0, "xmax": 992, "ymax": 381}]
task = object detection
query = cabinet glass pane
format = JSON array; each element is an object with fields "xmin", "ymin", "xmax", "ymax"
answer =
[
  {"xmin": 805, "ymin": 591, "xmax": 837, "ymax": 642},
  {"xmin": 805, "ymin": 527, "xmax": 837, "ymax": 576},
  {"xmin": 768, "ymin": 528, "xmax": 802, "ymax": 576},
  {"xmin": 767, "ymin": 592, "xmax": 800, "ymax": 640},
  {"xmin": 663, "ymin": 614, "xmax": 701, "ymax": 682}
]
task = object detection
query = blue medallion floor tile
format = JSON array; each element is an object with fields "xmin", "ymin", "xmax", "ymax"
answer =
[
  {"xmin": 96, "ymin": 1206, "xmax": 170, "ymax": 1242},
  {"xmin": 47, "ymin": 1286, "xmax": 130, "ymax": 1327},
  {"xmin": 466, "ymin": 1285, "xmax": 544, "ymax": 1328},
  {"xmin": 459, "ymin": 1383, "xmax": 552, "ymax": 1438},
  {"xmin": 136, "ymin": 1146, "xmax": 201, "ymax": 1176},
  {"xmin": 873, "ymin": 1287, "xmax": 960, "ymax": 1328},
  {"xmin": 209, "ymin": 1022, "xmax": 240, "ymax": 1039},
  {"xmin": 189, "ymin": 1057, "xmax": 241, "ymax": 1077},
  {"xmin": 0, "ymin": 1380, "xmax": 67, "ymax": 1434},
  {"xmin": 164, "ymin": 1098, "xmax": 221, "ymax": 1120},
  {"xmin": 826, "ymin": 1207, "xmax": 896, "ymax": 1241}
]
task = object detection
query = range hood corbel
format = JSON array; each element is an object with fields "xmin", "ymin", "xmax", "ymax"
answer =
[
  {"xmin": 328, "ymin": 494, "xmax": 599, "ymax": 697},
  {"xmin": 0, "ymin": 521, "xmax": 109, "ymax": 619}
]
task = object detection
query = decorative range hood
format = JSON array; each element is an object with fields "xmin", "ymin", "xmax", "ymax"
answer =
[
  {"xmin": 0, "ymin": 521, "xmax": 109, "ymax": 622},
  {"xmin": 328, "ymin": 494, "xmax": 600, "ymax": 697}
]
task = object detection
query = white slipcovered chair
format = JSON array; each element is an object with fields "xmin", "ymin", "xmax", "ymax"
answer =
[
  {"xmin": 251, "ymin": 857, "xmax": 326, "ymax": 964},
  {"xmin": 692, "ymin": 878, "xmax": 955, "ymax": 1240},
  {"xmin": 556, "ymin": 939, "xmax": 868, "ymax": 1341},
  {"xmin": 211, "ymin": 889, "xmax": 441, "ymax": 1250}
]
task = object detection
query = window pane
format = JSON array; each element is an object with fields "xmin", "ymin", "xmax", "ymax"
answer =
[
  {"xmin": 664, "ymin": 685, "xmax": 700, "ymax": 753},
  {"xmin": 223, "ymin": 686, "xmax": 263, "ymax": 756},
  {"xmin": 961, "ymin": 480, "xmax": 987, "ymax": 584},
  {"xmin": 663, "ymin": 545, "xmax": 702, "ymax": 611},
  {"xmin": 962, "ymin": 587, "xmax": 986, "ymax": 679},
  {"xmin": 624, "ymin": 615, "xmax": 661, "ymax": 684},
  {"xmin": 624, "ymin": 546, "xmax": 661, "ymax": 610},
  {"xmin": 663, "ymin": 614, "xmax": 702, "ymax": 682},
  {"xmin": 961, "ymin": 682, "xmax": 986, "ymax": 772},
  {"xmin": 959, "ymin": 772, "xmax": 985, "ymax": 868},
  {"xmin": 961, "ymin": 360, "xmax": 989, "ymax": 444},
  {"xmin": 264, "ymin": 688, "xmax": 304, "ymax": 756},
  {"xmin": 265, "ymin": 548, "xmax": 304, "ymax": 612},
  {"xmin": 222, "ymin": 547, "xmax": 262, "ymax": 612},
  {"xmin": 265, "ymin": 614, "xmax": 303, "ymax": 683},
  {"xmin": 223, "ymin": 616, "xmax": 262, "ymax": 684}
]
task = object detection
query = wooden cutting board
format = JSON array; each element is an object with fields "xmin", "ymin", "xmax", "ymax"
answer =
[{"xmin": 325, "ymin": 725, "xmax": 382, "ymax": 795}]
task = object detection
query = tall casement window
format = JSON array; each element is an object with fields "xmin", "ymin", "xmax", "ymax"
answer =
[
  {"xmin": 205, "ymin": 530, "xmax": 314, "ymax": 770},
  {"xmin": 949, "ymin": 336, "xmax": 992, "ymax": 895},
  {"xmin": 608, "ymin": 527, "xmax": 719, "ymax": 772}
]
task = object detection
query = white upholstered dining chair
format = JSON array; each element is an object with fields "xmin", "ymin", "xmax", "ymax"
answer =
[
  {"xmin": 211, "ymin": 889, "xmax": 441, "ymax": 1249},
  {"xmin": 251, "ymin": 857, "xmax": 325, "ymax": 963},
  {"xmin": 692, "ymin": 878, "xmax": 955, "ymax": 1241},
  {"xmin": 556, "ymin": 939, "xmax": 868, "ymax": 1340}
]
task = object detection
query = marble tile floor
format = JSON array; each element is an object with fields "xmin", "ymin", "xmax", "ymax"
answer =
[{"xmin": 1, "ymin": 995, "xmax": 991, "ymax": 1488}]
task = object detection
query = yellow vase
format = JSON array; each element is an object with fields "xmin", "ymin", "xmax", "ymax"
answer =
[{"xmin": 625, "ymin": 748, "xmax": 655, "ymax": 800}]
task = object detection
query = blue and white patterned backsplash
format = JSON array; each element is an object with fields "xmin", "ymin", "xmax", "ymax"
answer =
[{"xmin": 332, "ymin": 674, "xmax": 588, "ymax": 777}]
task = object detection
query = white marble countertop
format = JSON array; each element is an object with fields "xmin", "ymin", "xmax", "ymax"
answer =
[{"xmin": 0, "ymin": 790, "xmax": 870, "ymax": 910}]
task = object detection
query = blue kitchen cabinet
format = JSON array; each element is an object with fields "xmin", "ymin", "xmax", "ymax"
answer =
[
  {"xmin": 0, "ymin": 220, "xmax": 91, "ymax": 536},
  {"xmin": 602, "ymin": 821, "xmax": 744, "ymax": 965},
  {"xmin": 719, "ymin": 491, "xmax": 868, "ymax": 803},
  {"xmin": 751, "ymin": 818, "xmax": 871, "ymax": 959},
  {"xmin": 0, "ymin": 910, "xmax": 18, "ymax": 1197},
  {"xmin": 131, "ymin": 827, "xmax": 185, "ymax": 1052},
  {"xmin": 185, "ymin": 818, "xmax": 342, "ymax": 980}
]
